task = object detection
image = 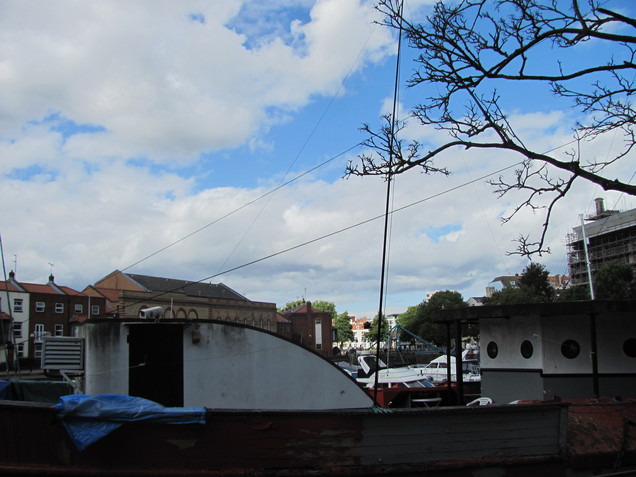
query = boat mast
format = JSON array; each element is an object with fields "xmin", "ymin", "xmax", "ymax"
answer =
[{"xmin": 373, "ymin": 0, "xmax": 405, "ymax": 402}]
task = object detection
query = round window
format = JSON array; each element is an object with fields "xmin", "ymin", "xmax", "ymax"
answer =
[
  {"xmin": 520, "ymin": 340, "xmax": 533, "ymax": 359},
  {"xmin": 486, "ymin": 341, "xmax": 498, "ymax": 359},
  {"xmin": 624, "ymin": 338, "xmax": 636, "ymax": 358},
  {"xmin": 561, "ymin": 339, "xmax": 580, "ymax": 359}
]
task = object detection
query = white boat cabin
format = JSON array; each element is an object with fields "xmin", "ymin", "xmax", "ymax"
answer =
[
  {"xmin": 434, "ymin": 300, "xmax": 636, "ymax": 403},
  {"xmin": 64, "ymin": 318, "xmax": 373, "ymax": 410}
]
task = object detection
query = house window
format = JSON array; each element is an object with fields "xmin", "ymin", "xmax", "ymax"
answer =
[
  {"xmin": 34, "ymin": 343, "xmax": 43, "ymax": 358},
  {"xmin": 74, "ymin": 304, "xmax": 84, "ymax": 314},
  {"xmin": 13, "ymin": 322, "xmax": 22, "ymax": 339},
  {"xmin": 16, "ymin": 343, "xmax": 24, "ymax": 358},
  {"xmin": 315, "ymin": 319, "xmax": 323, "ymax": 350},
  {"xmin": 13, "ymin": 298, "xmax": 23, "ymax": 313},
  {"xmin": 91, "ymin": 305, "xmax": 100, "ymax": 316},
  {"xmin": 55, "ymin": 324, "xmax": 64, "ymax": 336},
  {"xmin": 35, "ymin": 302, "xmax": 45, "ymax": 312},
  {"xmin": 34, "ymin": 324, "xmax": 45, "ymax": 342},
  {"xmin": 55, "ymin": 303, "xmax": 64, "ymax": 314}
]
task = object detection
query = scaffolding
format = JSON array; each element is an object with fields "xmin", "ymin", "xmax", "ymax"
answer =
[{"xmin": 567, "ymin": 209, "xmax": 636, "ymax": 286}]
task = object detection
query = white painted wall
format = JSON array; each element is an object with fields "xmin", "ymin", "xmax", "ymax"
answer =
[
  {"xmin": 182, "ymin": 322, "xmax": 373, "ymax": 409},
  {"xmin": 480, "ymin": 316, "xmax": 543, "ymax": 371},
  {"xmin": 78, "ymin": 322, "xmax": 129, "ymax": 396},
  {"xmin": 540, "ymin": 314, "xmax": 591, "ymax": 375},
  {"xmin": 482, "ymin": 312, "xmax": 636, "ymax": 376},
  {"xmin": 79, "ymin": 320, "xmax": 373, "ymax": 410}
]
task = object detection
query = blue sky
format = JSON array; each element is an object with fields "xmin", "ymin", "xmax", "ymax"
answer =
[{"xmin": 1, "ymin": 0, "xmax": 635, "ymax": 319}]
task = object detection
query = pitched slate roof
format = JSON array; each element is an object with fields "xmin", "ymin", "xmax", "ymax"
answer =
[{"xmin": 125, "ymin": 273, "xmax": 249, "ymax": 301}]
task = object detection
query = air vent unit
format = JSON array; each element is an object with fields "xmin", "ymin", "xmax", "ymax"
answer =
[{"xmin": 41, "ymin": 336, "xmax": 85, "ymax": 371}]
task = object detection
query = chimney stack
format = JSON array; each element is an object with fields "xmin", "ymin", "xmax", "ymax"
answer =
[{"xmin": 594, "ymin": 197, "xmax": 605, "ymax": 216}]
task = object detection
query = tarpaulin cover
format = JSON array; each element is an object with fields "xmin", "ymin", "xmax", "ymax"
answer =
[
  {"xmin": 0, "ymin": 380, "xmax": 11, "ymax": 400},
  {"xmin": 55, "ymin": 394, "xmax": 206, "ymax": 451},
  {"xmin": 12, "ymin": 380, "xmax": 73, "ymax": 403}
]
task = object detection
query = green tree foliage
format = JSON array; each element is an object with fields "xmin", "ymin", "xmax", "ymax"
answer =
[
  {"xmin": 419, "ymin": 291, "xmax": 466, "ymax": 345},
  {"xmin": 594, "ymin": 263, "xmax": 636, "ymax": 300},
  {"xmin": 312, "ymin": 300, "xmax": 337, "ymax": 319},
  {"xmin": 518, "ymin": 262, "xmax": 555, "ymax": 302},
  {"xmin": 278, "ymin": 300, "xmax": 305, "ymax": 313},
  {"xmin": 278, "ymin": 299, "xmax": 337, "ymax": 319},
  {"xmin": 363, "ymin": 314, "xmax": 389, "ymax": 343},
  {"xmin": 488, "ymin": 263, "xmax": 554, "ymax": 305},
  {"xmin": 334, "ymin": 311, "xmax": 354, "ymax": 345},
  {"xmin": 397, "ymin": 305, "xmax": 421, "ymax": 333},
  {"xmin": 559, "ymin": 284, "xmax": 591, "ymax": 301},
  {"xmin": 488, "ymin": 287, "xmax": 536, "ymax": 305},
  {"xmin": 397, "ymin": 291, "xmax": 466, "ymax": 346}
]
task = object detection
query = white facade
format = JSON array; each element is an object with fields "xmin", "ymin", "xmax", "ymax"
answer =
[{"xmin": 0, "ymin": 290, "xmax": 30, "ymax": 362}]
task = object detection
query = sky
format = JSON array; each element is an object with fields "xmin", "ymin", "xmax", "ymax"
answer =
[{"xmin": 1, "ymin": 0, "xmax": 635, "ymax": 319}]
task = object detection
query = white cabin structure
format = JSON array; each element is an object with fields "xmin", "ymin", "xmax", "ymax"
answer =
[
  {"xmin": 434, "ymin": 300, "xmax": 636, "ymax": 404},
  {"xmin": 74, "ymin": 318, "xmax": 373, "ymax": 410}
]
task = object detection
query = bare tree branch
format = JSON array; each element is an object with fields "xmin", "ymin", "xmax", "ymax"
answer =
[{"xmin": 349, "ymin": 0, "xmax": 636, "ymax": 256}]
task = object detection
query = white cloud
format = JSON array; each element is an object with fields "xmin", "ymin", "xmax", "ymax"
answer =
[
  {"xmin": 0, "ymin": 0, "xmax": 393, "ymax": 163},
  {"xmin": 2, "ymin": 0, "xmax": 635, "ymax": 321}
]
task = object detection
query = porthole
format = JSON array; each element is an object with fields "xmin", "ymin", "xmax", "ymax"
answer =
[
  {"xmin": 561, "ymin": 339, "xmax": 580, "ymax": 359},
  {"xmin": 486, "ymin": 341, "xmax": 498, "ymax": 359},
  {"xmin": 520, "ymin": 340, "xmax": 533, "ymax": 359},
  {"xmin": 624, "ymin": 338, "xmax": 636, "ymax": 358}
]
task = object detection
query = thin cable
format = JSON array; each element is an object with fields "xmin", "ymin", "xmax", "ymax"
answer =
[
  {"xmin": 117, "ymin": 160, "xmax": 523, "ymax": 313},
  {"xmin": 123, "ymin": 22, "xmax": 384, "ymax": 274},
  {"xmin": 121, "ymin": 144, "xmax": 358, "ymax": 272}
]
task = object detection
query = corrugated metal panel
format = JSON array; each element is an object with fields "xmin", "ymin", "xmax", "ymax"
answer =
[{"xmin": 41, "ymin": 337, "xmax": 84, "ymax": 370}]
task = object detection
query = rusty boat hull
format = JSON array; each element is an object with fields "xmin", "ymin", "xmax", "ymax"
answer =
[{"xmin": 1, "ymin": 398, "xmax": 635, "ymax": 476}]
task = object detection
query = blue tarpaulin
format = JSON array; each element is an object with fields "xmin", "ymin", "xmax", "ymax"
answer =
[
  {"xmin": 0, "ymin": 380, "xmax": 11, "ymax": 400},
  {"xmin": 55, "ymin": 394, "xmax": 206, "ymax": 451}
]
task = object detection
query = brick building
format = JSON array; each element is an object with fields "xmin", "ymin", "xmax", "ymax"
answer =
[
  {"xmin": 281, "ymin": 301, "xmax": 334, "ymax": 357},
  {"xmin": 0, "ymin": 271, "xmax": 107, "ymax": 366},
  {"xmin": 86, "ymin": 270, "xmax": 277, "ymax": 332}
]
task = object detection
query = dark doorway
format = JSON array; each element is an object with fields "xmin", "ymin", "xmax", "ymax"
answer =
[{"xmin": 128, "ymin": 324, "xmax": 183, "ymax": 407}]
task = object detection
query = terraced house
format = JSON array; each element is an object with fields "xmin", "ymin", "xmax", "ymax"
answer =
[{"xmin": 0, "ymin": 271, "xmax": 107, "ymax": 368}]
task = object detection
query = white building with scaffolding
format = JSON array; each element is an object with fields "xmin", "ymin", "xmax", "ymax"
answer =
[{"xmin": 567, "ymin": 198, "xmax": 636, "ymax": 286}]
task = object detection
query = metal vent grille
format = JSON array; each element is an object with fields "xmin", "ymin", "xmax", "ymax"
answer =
[{"xmin": 41, "ymin": 337, "xmax": 85, "ymax": 371}]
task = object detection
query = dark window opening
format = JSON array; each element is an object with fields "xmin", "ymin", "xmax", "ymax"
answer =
[
  {"xmin": 624, "ymin": 338, "xmax": 636, "ymax": 358},
  {"xmin": 561, "ymin": 339, "xmax": 580, "ymax": 359},
  {"xmin": 520, "ymin": 340, "xmax": 533, "ymax": 359},
  {"xmin": 486, "ymin": 341, "xmax": 498, "ymax": 359}
]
